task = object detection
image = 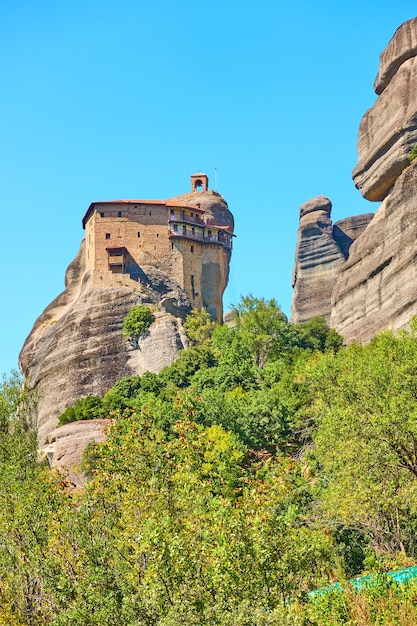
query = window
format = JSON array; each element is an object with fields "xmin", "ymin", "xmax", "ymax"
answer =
[
  {"xmin": 156, "ymin": 233, "xmax": 159, "ymax": 238},
  {"xmin": 170, "ymin": 208, "xmax": 175, "ymax": 215},
  {"xmin": 149, "ymin": 211, "xmax": 152, "ymax": 216},
  {"xmin": 100, "ymin": 212, "xmax": 104, "ymax": 217},
  {"xmin": 191, "ymin": 245, "xmax": 194, "ymax": 253},
  {"xmin": 171, "ymin": 242, "xmax": 174, "ymax": 250},
  {"xmin": 118, "ymin": 211, "xmax": 122, "ymax": 217},
  {"xmin": 191, "ymin": 212, "xmax": 194, "ymax": 218},
  {"xmin": 173, "ymin": 224, "xmax": 178, "ymax": 232},
  {"xmin": 138, "ymin": 231, "xmax": 140, "ymax": 238},
  {"xmin": 106, "ymin": 233, "xmax": 110, "ymax": 239}
]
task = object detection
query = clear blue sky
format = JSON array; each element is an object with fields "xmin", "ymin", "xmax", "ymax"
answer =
[{"xmin": 1, "ymin": 1, "xmax": 416, "ymax": 375}]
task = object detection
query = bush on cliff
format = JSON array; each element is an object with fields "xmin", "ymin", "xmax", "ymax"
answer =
[
  {"xmin": 409, "ymin": 145, "xmax": 417, "ymax": 164},
  {"xmin": 122, "ymin": 305, "xmax": 154, "ymax": 344}
]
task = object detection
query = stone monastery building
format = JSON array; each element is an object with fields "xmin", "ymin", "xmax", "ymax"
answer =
[{"xmin": 82, "ymin": 173, "xmax": 235, "ymax": 321}]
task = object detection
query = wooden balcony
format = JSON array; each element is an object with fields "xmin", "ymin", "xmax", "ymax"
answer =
[{"xmin": 168, "ymin": 226, "xmax": 232, "ymax": 249}]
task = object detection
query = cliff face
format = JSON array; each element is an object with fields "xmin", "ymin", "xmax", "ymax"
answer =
[
  {"xmin": 331, "ymin": 161, "xmax": 417, "ymax": 342},
  {"xmin": 19, "ymin": 240, "xmax": 189, "ymax": 445},
  {"xmin": 20, "ymin": 178, "xmax": 234, "ymax": 452},
  {"xmin": 291, "ymin": 197, "xmax": 373, "ymax": 324},
  {"xmin": 353, "ymin": 18, "xmax": 417, "ymax": 201},
  {"xmin": 292, "ymin": 17, "xmax": 417, "ymax": 342},
  {"xmin": 291, "ymin": 197, "xmax": 346, "ymax": 324}
]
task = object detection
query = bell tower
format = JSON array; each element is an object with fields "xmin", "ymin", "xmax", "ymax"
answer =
[{"xmin": 190, "ymin": 172, "xmax": 209, "ymax": 192}]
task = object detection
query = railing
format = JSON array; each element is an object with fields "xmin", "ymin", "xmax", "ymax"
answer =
[
  {"xmin": 169, "ymin": 214, "xmax": 205, "ymax": 226},
  {"xmin": 169, "ymin": 227, "xmax": 232, "ymax": 249}
]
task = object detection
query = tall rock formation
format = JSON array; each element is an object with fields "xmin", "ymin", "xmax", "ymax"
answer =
[
  {"xmin": 331, "ymin": 161, "xmax": 417, "ymax": 341},
  {"xmin": 292, "ymin": 17, "xmax": 417, "ymax": 343},
  {"xmin": 291, "ymin": 197, "xmax": 373, "ymax": 324},
  {"xmin": 19, "ymin": 175, "xmax": 234, "ymax": 447},
  {"xmin": 353, "ymin": 18, "xmax": 417, "ymax": 201},
  {"xmin": 19, "ymin": 242, "xmax": 189, "ymax": 445}
]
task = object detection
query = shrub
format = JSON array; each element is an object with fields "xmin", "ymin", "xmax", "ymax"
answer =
[
  {"xmin": 409, "ymin": 145, "xmax": 417, "ymax": 164},
  {"xmin": 122, "ymin": 305, "xmax": 154, "ymax": 344}
]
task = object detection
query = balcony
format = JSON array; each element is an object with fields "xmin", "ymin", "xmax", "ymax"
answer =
[
  {"xmin": 169, "ymin": 226, "xmax": 232, "ymax": 249},
  {"xmin": 168, "ymin": 213, "xmax": 204, "ymax": 226}
]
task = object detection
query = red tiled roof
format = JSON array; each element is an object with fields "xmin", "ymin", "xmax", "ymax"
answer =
[
  {"xmin": 93, "ymin": 199, "xmax": 166, "ymax": 205},
  {"xmin": 82, "ymin": 199, "xmax": 206, "ymax": 228}
]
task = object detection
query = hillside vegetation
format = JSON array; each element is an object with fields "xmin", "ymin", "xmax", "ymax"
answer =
[{"xmin": 3, "ymin": 297, "xmax": 417, "ymax": 625}]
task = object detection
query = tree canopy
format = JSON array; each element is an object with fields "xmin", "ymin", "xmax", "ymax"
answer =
[{"xmin": 4, "ymin": 299, "xmax": 417, "ymax": 624}]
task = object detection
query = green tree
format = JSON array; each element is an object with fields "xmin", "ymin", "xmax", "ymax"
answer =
[
  {"xmin": 307, "ymin": 326, "xmax": 417, "ymax": 558},
  {"xmin": 122, "ymin": 305, "xmax": 154, "ymax": 345},
  {"xmin": 234, "ymin": 295, "xmax": 288, "ymax": 367},
  {"xmin": 184, "ymin": 308, "xmax": 217, "ymax": 346}
]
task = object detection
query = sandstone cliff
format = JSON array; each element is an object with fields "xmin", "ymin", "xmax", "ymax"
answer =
[
  {"xmin": 353, "ymin": 18, "xmax": 417, "ymax": 201},
  {"xmin": 291, "ymin": 196, "xmax": 373, "ymax": 324},
  {"xmin": 292, "ymin": 17, "xmax": 417, "ymax": 342},
  {"xmin": 19, "ymin": 240, "xmax": 189, "ymax": 446},
  {"xmin": 331, "ymin": 160, "xmax": 417, "ymax": 342}
]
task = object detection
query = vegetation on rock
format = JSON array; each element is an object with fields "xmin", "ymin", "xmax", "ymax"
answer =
[
  {"xmin": 410, "ymin": 144, "xmax": 417, "ymax": 164},
  {"xmin": 122, "ymin": 305, "xmax": 154, "ymax": 344}
]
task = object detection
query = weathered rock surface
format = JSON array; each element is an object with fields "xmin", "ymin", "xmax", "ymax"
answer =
[
  {"xmin": 375, "ymin": 17, "xmax": 417, "ymax": 94},
  {"xmin": 292, "ymin": 18, "xmax": 417, "ymax": 343},
  {"xmin": 169, "ymin": 189, "xmax": 234, "ymax": 231},
  {"xmin": 331, "ymin": 160, "xmax": 417, "ymax": 343},
  {"xmin": 19, "ymin": 241, "xmax": 189, "ymax": 445},
  {"xmin": 291, "ymin": 197, "xmax": 346, "ymax": 324},
  {"xmin": 353, "ymin": 16, "xmax": 417, "ymax": 203},
  {"xmin": 42, "ymin": 419, "xmax": 112, "ymax": 488},
  {"xmin": 333, "ymin": 214, "xmax": 374, "ymax": 258}
]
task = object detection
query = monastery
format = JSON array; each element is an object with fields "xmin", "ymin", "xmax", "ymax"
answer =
[{"xmin": 82, "ymin": 173, "xmax": 235, "ymax": 321}]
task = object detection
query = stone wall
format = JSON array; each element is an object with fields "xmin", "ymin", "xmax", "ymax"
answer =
[
  {"xmin": 86, "ymin": 202, "xmax": 172, "ymax": 276},
  {"xmin": 84, "ymin": 192, "xmax": 233, "ymax": 322}
]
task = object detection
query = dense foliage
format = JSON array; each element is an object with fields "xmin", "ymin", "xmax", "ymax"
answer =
[{"xmin": 3, "ymin": 298, "xmax": 417, "ymax": 624}]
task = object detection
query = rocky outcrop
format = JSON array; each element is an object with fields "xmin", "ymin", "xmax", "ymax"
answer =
[
  {"xmin": 169, "ymin": 189, "xmax": 234, "ymax": 231},
  {"xmin": 42, "ymin": 419, "xmax": 112, "ymax": 488},
  {"xmin": 332, "ymin": 214, "xmax": 375, "ymax": 258},
  {"xmin": 375, "ymin": 18, "xmax": 417, "ymax": 94},
  {"xmin": 291, "ymin": 196, "xmax": 372, "ymax": 324},
  {"xmin": 331, "ymin": 160, "xmax": 417, "ymax": 342},
  {"xmin": 19, "ymin": 241, "xmax": 189, "ymax": 445},
  {"xmin": 353, "ymin": 18, "xmax": 417, "ymax": 201},
  {"xmin": 292, "ymin": 17, "xmax": 417, "ymax": 343}
]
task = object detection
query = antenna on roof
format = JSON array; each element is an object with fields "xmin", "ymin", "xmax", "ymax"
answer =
[{"xmin": 214, "ymin": 167, "xmax": 218, "ymax": 191}]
